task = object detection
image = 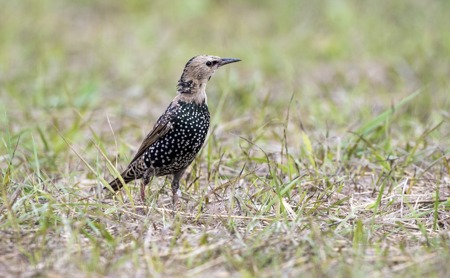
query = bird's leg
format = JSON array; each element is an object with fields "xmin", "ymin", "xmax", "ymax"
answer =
[
  {"xmin": 141, "ymin": 167, "xmax": 155, "ymax": 202},
  {"xmin": 171, "ymin": 168, "xmax": 187, "ymax": 209},
  {"xmin": 140, "ymin": 181, "xmax": 146, "ymax": 202}
]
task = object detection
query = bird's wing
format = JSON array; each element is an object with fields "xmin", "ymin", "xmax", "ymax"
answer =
[{"xmin": 129, "ymin": 102, "xmax": 178, "ymax": 164}]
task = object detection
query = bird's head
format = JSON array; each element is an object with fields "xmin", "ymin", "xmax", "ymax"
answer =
[{"xmin": 177, "ymin": 55, "xmax": 240, "ymax": 95}]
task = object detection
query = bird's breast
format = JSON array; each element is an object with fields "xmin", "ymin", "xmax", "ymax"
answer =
[
  {"xmin": 171, "ymin": 102, "xmax": 210, "ymax": 146},
  {"xmin": 146, "ymin": 101, "xmax": 210, "ymax": 173}
]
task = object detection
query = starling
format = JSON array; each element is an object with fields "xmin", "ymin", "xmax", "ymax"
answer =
[{"xmin": 107, "ymin": 55, "xmax": 240, "ymax": 205}]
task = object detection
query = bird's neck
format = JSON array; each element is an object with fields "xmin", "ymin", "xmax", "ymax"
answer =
[{"xmin": 176, "ymin": 78, "xmax": 208, "ymax": 105}]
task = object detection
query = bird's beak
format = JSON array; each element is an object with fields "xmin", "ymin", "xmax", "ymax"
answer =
[{"xmin": 219, "ymin": 58, "xmax": 241, "ymax": 67}]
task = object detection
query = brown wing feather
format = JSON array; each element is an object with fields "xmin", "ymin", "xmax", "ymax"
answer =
[
  {"xmin": 129, "ymin": 121, "xmax": 173, "ymax": 163},
  {"xmin": 129, "ymin": 101, "xmax": 178, "ymax": 164}
]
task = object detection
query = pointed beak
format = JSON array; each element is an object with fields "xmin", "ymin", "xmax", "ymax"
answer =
[{"xmin": 219, "ymin": 58, "xmax": 241, "ymax": 67}]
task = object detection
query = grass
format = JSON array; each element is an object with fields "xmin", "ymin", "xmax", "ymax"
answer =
[{"xmin": 1, "ymin": 0, "xmax": 450, "ymax": 277}]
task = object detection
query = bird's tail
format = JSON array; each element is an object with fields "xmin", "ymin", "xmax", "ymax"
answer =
[
  {"xmin": 106, "ymin": 164, "xmax": 140, "ymax": 192},
  {"xmin": 107, "ymin": 177, "xmax": 124, "ymax": 191},
  {"xmin": 106, "ymin": 172, "xmax": 135, "ymax": 191}
]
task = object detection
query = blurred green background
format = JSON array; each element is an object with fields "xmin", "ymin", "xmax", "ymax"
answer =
[
  {"xmin": 1, "ymin": 0, "xmax": 449, "ymax": 129},
  {"xmin": 1, "ymin": 0, "xmax": 449, "ymax": 184}
]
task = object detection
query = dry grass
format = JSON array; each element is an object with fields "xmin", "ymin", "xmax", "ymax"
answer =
[{"xmin": 1, "ymin": 0, "xmax": 450, "ymax": 277}]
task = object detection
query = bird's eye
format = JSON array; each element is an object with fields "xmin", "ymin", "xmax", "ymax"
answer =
[{"xmin": 206, "ymin": 61, "xmax": 212, "ymax": 66}]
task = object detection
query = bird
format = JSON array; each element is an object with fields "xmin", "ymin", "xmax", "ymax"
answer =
[{"xmin": 107, "ymin": 55, "xmax": 240, "ymax": 206}]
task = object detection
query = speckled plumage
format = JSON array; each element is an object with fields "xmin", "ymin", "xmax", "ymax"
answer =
[{"xmin": 107, "ymin": 55, "xmax": 240, "ymax": 205}]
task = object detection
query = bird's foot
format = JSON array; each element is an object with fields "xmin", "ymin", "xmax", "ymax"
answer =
[{"xmin": 172, "ymin": 189, "xmax": 182, "ymax": 213}]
